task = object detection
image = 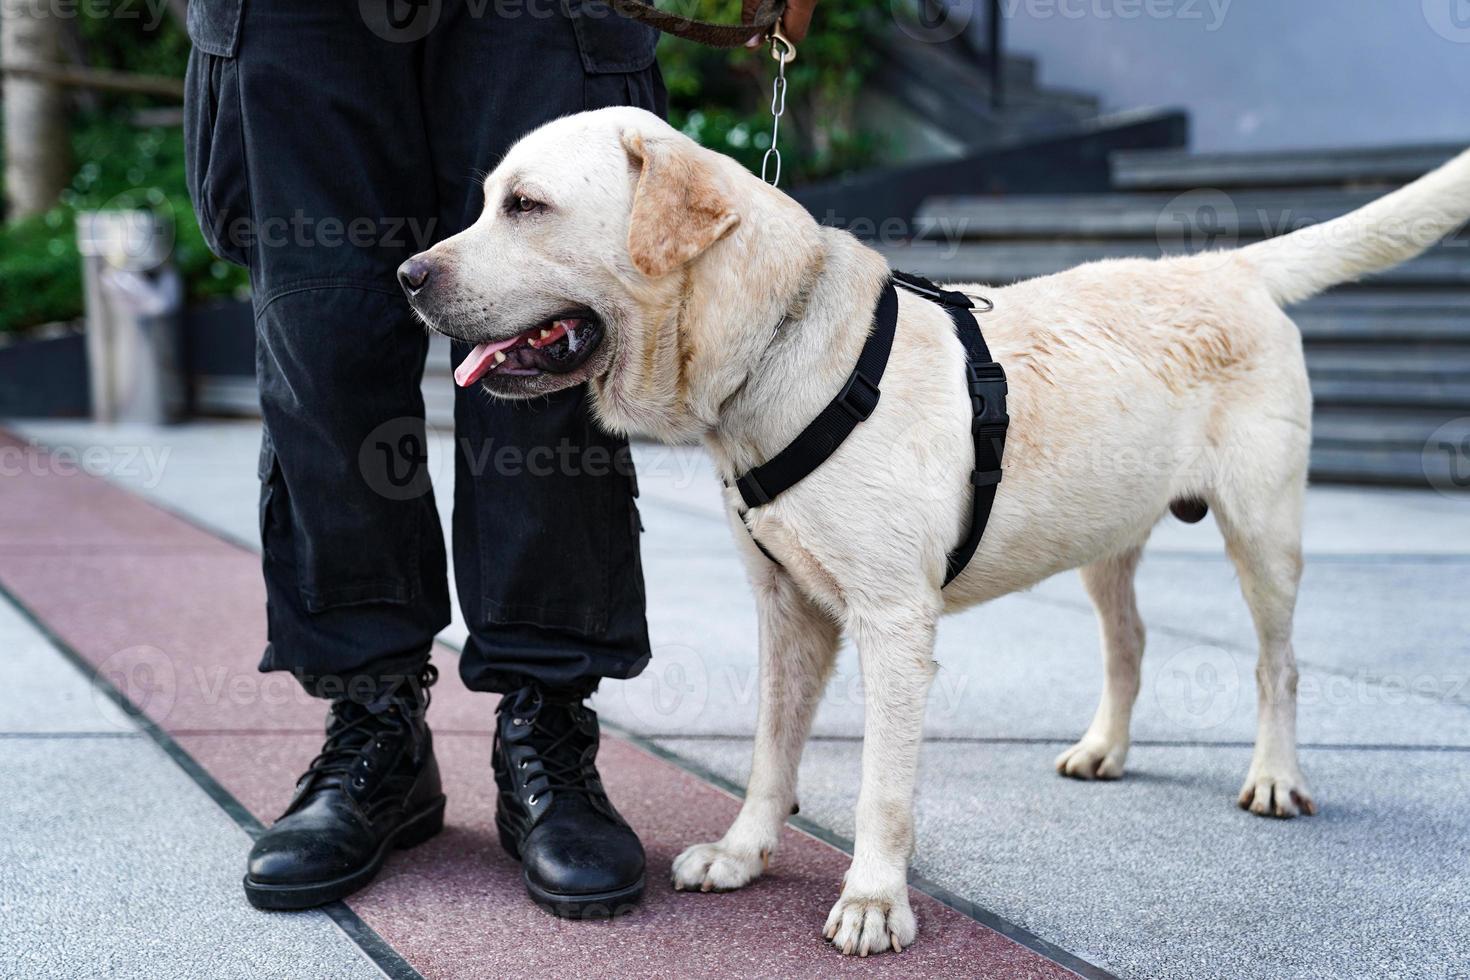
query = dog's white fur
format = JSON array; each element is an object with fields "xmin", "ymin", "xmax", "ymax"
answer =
[{"xmin": 406, "ymin": 107, "xmax": 1470, "ymax": 955}]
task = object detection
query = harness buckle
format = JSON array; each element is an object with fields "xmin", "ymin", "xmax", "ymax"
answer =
[
  {"xmin": 966, "ymin": 361, "xmax": 1009, "ymax": 430},
  {"xmin": 836, "ymin": 369, "xmax": 881, "ymax": 422}
]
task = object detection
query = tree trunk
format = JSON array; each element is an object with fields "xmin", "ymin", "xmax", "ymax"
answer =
[{"xmin": 2, "ymin": 0, "xmax": 73, "ymax": 221}]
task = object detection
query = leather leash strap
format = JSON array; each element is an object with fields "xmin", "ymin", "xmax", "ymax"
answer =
[{"xmin": 607, "ymin": 0, "xmax": 785, "ymax": 48}]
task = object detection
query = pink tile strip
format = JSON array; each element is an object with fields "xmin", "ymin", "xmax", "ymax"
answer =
[{"xmin": 0, "ymin": 430, "xmax": 1077, "ymax": 978}]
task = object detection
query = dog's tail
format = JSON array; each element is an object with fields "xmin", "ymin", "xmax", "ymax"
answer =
[{"xmin": 1241, "ymin": 147, "xmax": 1470, "ymax": 306}]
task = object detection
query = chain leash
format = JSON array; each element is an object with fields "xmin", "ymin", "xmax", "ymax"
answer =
[{"xmin": 760, "ymin": 27, "xmax": 795, "ymax": 188}]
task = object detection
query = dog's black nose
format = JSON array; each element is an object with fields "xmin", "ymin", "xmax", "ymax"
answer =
[{"xmin": 397, "ymin": 256, "xmax": 432, "ymax": 295}]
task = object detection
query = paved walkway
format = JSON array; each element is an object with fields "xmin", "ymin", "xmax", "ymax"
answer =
[{"xmin": 4, "ymin": 419, "xmax": 1468, "ymax": 979}]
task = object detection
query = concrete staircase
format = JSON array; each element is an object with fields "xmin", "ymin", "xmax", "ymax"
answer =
[
  {"xmin": 866, "ymin": 31, "xmax": 1103, "ymax": 161},
  {"xmin": 882, "ymin": 143, "xmax": 1470, "ymax": 487}
]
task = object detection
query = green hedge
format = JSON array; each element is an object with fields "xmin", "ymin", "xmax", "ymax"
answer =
[
  {"xmin": 0, "ymin": 119, "xmax": 248, "ymax": 336},
  {"xmin": 660, "ymin": 0, "xmax": 884, "ymax": 183},
  {"xmin": 1, "ymin": 6, "xmax": 241, "ymax": 337}
]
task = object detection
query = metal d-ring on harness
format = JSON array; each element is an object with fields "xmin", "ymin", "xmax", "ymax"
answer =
[{"xmin": 730, "ymin": 271, "xmax": 1009, "ymax": 587}]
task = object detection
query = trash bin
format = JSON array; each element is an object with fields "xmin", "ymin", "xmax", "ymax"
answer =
[{"xmin": 76, "ymin": 209, "xmax": 185, "ymax": 424}]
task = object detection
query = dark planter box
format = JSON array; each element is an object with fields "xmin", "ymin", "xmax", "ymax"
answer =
[
  {"xmin": 0, "ymin": 329, "xmax": 90, "ymax": 418},
  {"xmin": 0, "ymin": 297, "xmax": 257, "ymax": 420}
]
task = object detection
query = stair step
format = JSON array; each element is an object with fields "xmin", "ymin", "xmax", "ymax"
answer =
[
  {"xmin": 875, "ymin": 32, "xmax": 1100, "ymax": 152},
  {"xmin": 1292, "ymin": 289, "xmax": 1470, "ymax": 314},
  {"xmin": 879, "ymin": 239, "xmax": 1470, "ymax": 287},
  {"xmin": 1312, "ymin": 408, "xmax": 1470, "ymax": 450},
  {"xmin": 914, "ymin": 188, "xmax": 1389, "ymax": 240},
  {"xmin": 1295, "ymin": 308, "xmax": 1470, "ymax": 344},
  {"xmin": 1111, "ymin": 143, "xmax": 1463, "ymax": 191},
  {"xmin": 1309, "ymin": 375, "xmax": 1470, "ymax": 409},
  {"xmin": 1305, "ymin": 346, "xmax": 1470, "ymax": 376},
  {"xmin": 1308, "ymin": 445, "xmax": 1460, "ymax": 488}
]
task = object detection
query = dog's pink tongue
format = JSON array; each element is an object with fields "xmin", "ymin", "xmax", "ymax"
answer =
[{"xmin": 454, "ymin": 335, "xmax": 522, "ymax": 387}]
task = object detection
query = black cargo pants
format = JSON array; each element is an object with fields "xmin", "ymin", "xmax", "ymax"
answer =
[{"xmin": 183, "ymin": 0, "xmax": 657, "ymax": 697}]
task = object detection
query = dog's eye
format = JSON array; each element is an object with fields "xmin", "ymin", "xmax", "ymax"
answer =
[{"xmin": 507, "ymin": 194, "xmax": 545, "ymax": 215}]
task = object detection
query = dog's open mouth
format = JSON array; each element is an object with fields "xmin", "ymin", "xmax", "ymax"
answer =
[{"xmin": 453, "ymin": 313, "xmax": 604, "ymax": 387}]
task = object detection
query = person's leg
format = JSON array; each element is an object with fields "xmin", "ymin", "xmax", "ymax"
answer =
[
  {"xmin": 184, "ymin": 0, "xmax": 450, "ymax": 908},
  {"xmin": 426, "ymin": 0, "xmax": 663, "ymax": 696},
  {"xmin": 419, "ymin": 0, "xmax": 664, "ymax": 917},
  {"xmin": 187, "ymin": 0, "xmax": 450, "ymax": 694}
]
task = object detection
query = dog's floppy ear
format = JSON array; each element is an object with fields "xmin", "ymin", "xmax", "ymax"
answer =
[{"xmin": 622, "ymin": 131, "xmax": 740, "ymax": 278}]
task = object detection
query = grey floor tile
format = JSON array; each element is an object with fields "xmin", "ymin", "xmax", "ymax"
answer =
[
  {"xmin": 656, "ymin": 735, "xmax": 1470, "ymax": 980},
  {"xmin": 0, "ymin": 736, "xmax": 385, "ymax": 980},
  {"xmin": 0, "ymin": 592, "xmax": 384, "ymax": 980},
  {"xmin": 0, "ymin": 600, "xmax": 132, "ymax": 734}
]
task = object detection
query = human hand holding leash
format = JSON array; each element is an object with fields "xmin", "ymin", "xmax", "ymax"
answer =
[{"xmin": 745, "ymin": 0, "xmax": 818, "ymax": 44}]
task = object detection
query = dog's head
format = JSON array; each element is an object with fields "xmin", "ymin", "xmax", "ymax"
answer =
[{"xmin": 401, "ymin": 107, "xmax": 775, "ymax": 433}]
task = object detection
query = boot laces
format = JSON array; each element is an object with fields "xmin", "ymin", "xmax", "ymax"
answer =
[
  {"xmin": 501, "ymin": 691, "xmax": 598, "ymax": 803},
  {"xmin": 298, "ymin": 665, "xmax": 437, "ymax": 795}
]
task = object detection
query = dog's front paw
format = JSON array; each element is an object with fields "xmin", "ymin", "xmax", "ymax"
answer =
[
  {"xmin": 1238, "ymin": 763, "xmax": 1318, "ymax": 818},
  {"xmin": 823, "ymin": 886, "xmax": 917, "ymax": 956},
  {"xmin": 1055, "ymin": 735, "xmax": 1128, "ymax": 780},
  {"xmin": 671, "ymin": 841, "xmax": 766, "ymax": 893}
]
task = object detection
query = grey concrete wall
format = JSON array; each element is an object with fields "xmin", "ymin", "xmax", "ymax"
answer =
[{"xmin": 992, "ymin": 0, "xmax": 1470, "ymax": 151}]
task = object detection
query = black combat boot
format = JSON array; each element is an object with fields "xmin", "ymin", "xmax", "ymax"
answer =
[
  {"xmin": 244, "ymin": 665, "xmax": 445, "ymax": 910},
  {"xmin": 493, "ymin": 686, "xmax": 645, "ymax": 918}
]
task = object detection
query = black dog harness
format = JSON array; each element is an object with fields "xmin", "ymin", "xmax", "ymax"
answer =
[{"xmin": 731, "ymin": 271, "xmax": 1009, "ymax": 587}]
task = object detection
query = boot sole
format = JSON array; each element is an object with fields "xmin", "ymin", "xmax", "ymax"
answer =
[
  {"xmin": 496, "ymin": 813, "xmax": 644, "ymax": 919},
  {"xmin": 242, "ymin": 794, "xmax": 446, "ymax": 911},
  {"xmin": 524, "ymin": 874, "xmax": 646, "ymax": 920}
]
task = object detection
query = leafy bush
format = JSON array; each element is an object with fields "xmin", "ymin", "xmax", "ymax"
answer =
[
  {"xmin": 660, "ymin": 0, "xmax": 885, "ymax": 184},
  {"xmin": 0, "ymin": 118, "xmax": 248, "ymax": 336},
  {"xmin": 1, "ymin": 6, "xmax": 242, "ymax": 337}
]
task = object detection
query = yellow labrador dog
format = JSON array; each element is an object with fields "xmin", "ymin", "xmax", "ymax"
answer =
[{"xmin": 400, "ymin": 106, "xmax": 1470, "ymax": 955}]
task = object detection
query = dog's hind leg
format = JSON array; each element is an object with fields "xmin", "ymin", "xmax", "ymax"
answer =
[
  {"xmin": 823, "ymin": 602, "xmax": 937, "ymax": 956},
  {"xmin": 1215, "ymin": 475, "xmax": 1316, "ymax": 818},
  {"xmin": 671, "ymin": 565, "xmax": 840, "ymax": 893},
  {"xmin": 1056, "ymin": 544, "xmax": 1146, "ymax": 780}
]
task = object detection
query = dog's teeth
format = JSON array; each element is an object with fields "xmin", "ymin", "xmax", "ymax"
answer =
[
  {"xmin": 494, "ymin": 351, "xmax": 506, "ymax": 364},
  {"xmin": 540, "ymin": 329, "xmax": 550, "ymax": 338}
]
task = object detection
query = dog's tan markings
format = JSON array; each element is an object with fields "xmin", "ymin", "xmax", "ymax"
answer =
[
  {"xmin": 637, "ymin": 291, "xmax": 666, "ymax": 388},
  {"xmin": 752, "ymin": 517, "xmax": 846, "ymax": 607},
  {"xmin": 622, "ymin": 132, "xmax": 740, "ymax": 278},
  {"xmin": 1157, "ymin": 307, "xmax": 1252, "ymax": 391},
  {"xmin": 785, "ymin": 246, "xmax": 828, "ymax": 323},
  {"xmin": 673, "ymin": 267, "xmax": 698, "ymax": 406},
  {"xmin": 1151, "ymin": 270, "xmax": 1261, "ymax": 389}
]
